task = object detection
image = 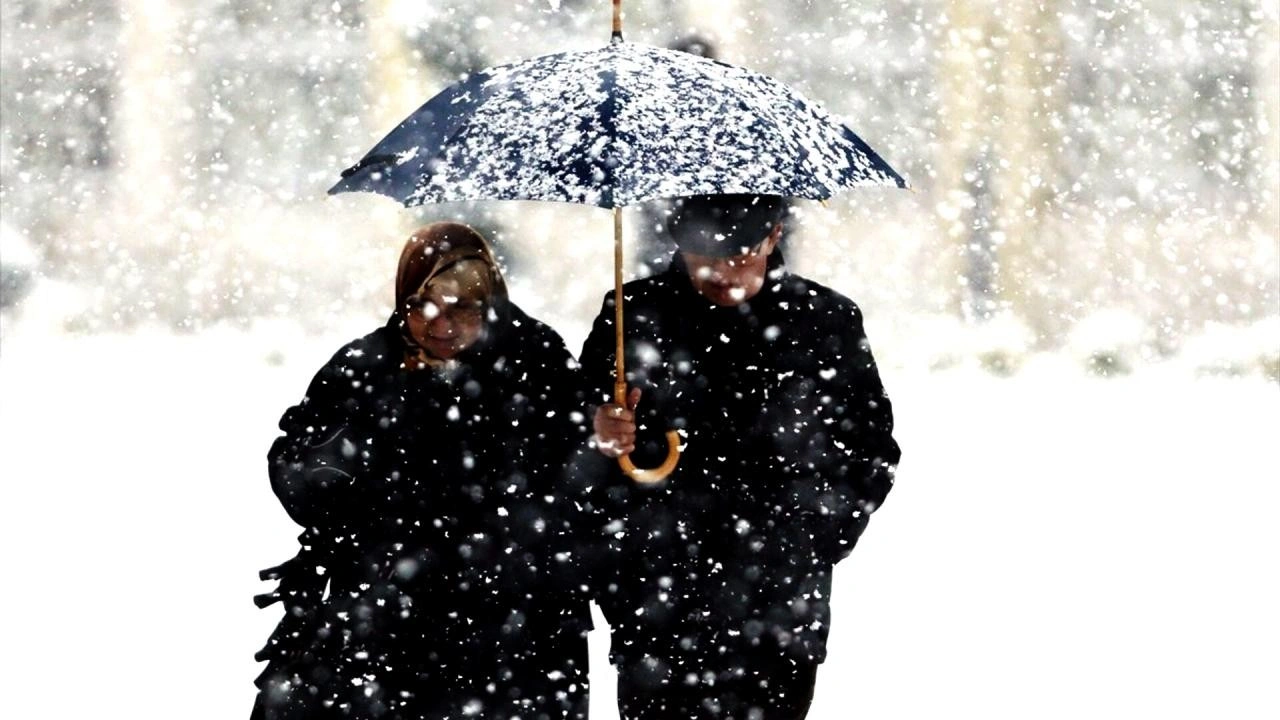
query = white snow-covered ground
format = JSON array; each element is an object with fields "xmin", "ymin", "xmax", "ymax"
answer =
[{"xmin": 0, "ymin": 320, "xmax": 1276, "ymax": 719}]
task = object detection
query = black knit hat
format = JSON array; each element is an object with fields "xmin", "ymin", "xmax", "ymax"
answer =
[{"xmin": 666, "ymin": 194, "xmax": 787, "ymax": 257}]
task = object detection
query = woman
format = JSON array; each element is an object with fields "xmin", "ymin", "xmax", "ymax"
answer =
[{"xmin": 251, "ymin": 223, "xmax": 593, "ymax": 720}]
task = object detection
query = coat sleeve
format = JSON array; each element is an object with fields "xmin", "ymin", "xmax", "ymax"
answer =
[
  {"xmin": 574, "ymin": 293, "xmax": 642, "ymax": 601},
  {"xmin": 577, "ymin": 291, "xmax": 672, "ymax": 465},
  {"xmin": 523, "ymin": 322, "xmax": 596, "ymax": 571},
  {"xmin": 503, "ymin": 319, "xmax": 608, "ymax": 629},
  {"xmin": 267, "ymin": 343, "xmax": 378, "ymax": 531},
  {"xmin": 537, "ymin": 323, "xmax": 612, "ymax": 591},
  {"xmin": 798, "ymin": 300, "xmax": 901, "ymax": 564},
  {"xmin": 578, "ymin": 291, "xmax": 620, "ymax": 406}
]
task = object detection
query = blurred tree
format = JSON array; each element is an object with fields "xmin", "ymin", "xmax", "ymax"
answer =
[
  {"xmin": 0, "ymin": 0, "xmax": 120, "ymax": 266},
  {"xmin": 994, "ymin": 0, "xmax": 1067, "ymax": 340},
  {"xmin": 1258, "ymin": 3, "xmax": 1280, "ymax": 235},
  {"xmin": 934, "ymin": 0, "xmax": 1066, "ymax": 338}
]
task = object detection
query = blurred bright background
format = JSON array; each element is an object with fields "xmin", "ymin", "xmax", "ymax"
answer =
[{"xmin": 1, "ymin": 1, "xmax": 1276, "ymax": 718}]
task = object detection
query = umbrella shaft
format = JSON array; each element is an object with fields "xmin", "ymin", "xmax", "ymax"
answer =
[
  {"xmin": 614, "ymin": 206, "xmax": 627, "ymax": 405},
  {"xmin": 612, "ymin": 0, "xmax": 623, "ymax": 40}
]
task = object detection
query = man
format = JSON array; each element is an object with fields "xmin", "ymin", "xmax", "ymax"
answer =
[{"xmin": 580, "ymin": 194, "xmax": 900, "ymax": 719}]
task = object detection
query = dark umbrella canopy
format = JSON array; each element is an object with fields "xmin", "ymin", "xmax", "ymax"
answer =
[{"xmin": 330, "ymin": 40, "xmax": 906, "ymax": 209}]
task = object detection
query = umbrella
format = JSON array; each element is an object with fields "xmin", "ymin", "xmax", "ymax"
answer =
[{"xmin": 330, "ymin": 0, "xmax": 907, "ymax": 482}]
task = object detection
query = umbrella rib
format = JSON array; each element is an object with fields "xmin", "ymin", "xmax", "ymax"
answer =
[
  {"xmin": 732, "ymin": 73, "xmax": 837, "ymax": 198},
  {"xmin": 597, "ymin": 51, "xmax": 621, "ymax": 208}
]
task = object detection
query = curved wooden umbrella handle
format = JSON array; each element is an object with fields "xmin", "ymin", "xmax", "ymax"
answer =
[
  {"xmin": 612, "ymin": 207, "xmax": 680, "ymax": 483},
  {"xmin": 618, "ymin": 430, "xmax": 681, "ymax": 484}
]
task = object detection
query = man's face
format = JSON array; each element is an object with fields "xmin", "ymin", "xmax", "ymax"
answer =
[{"xmin": 681, "ymin": 224, "xmax": 782, "ymax": 306}]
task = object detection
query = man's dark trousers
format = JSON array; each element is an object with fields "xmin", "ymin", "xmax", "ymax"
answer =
[{"xmin": 617, "ymin": 654, "xmax": 817, "ymax": 720}]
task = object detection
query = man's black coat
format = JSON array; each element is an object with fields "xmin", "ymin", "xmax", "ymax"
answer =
[
  {"xmin": 579, "ymin": 252, "xmax": 900, "ymax": 673},
  {"xmin": 252, "ymin": 304, "xmax": 592, "ymax": 720}
]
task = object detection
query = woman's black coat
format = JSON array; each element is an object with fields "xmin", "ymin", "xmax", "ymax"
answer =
[{"xmin": 252, "ymin": 304, "xmax": 592, "ymax": 720}]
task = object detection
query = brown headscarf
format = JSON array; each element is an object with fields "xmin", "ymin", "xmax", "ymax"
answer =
[{"xmin": 394, "ymin": 222, "xmax": 508, "ymax": 370}]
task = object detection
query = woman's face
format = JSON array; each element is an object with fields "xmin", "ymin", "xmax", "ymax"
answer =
[{"xmin": 404, "ymin": 272, "xmax": 490, "ymax": 360}]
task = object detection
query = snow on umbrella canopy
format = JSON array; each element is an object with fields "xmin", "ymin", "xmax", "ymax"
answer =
[
  {"xmin": 330, "ymin": 11, "xmax": 907, "ymax": 483},
  {"xmin": 329, "ymin": 41, "xmax": 906, "ymax": 207}
]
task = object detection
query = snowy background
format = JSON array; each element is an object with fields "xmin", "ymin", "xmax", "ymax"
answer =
[{"xmin": 1, "ymin": 1, "xmax": 1278, "ymax": 718}]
